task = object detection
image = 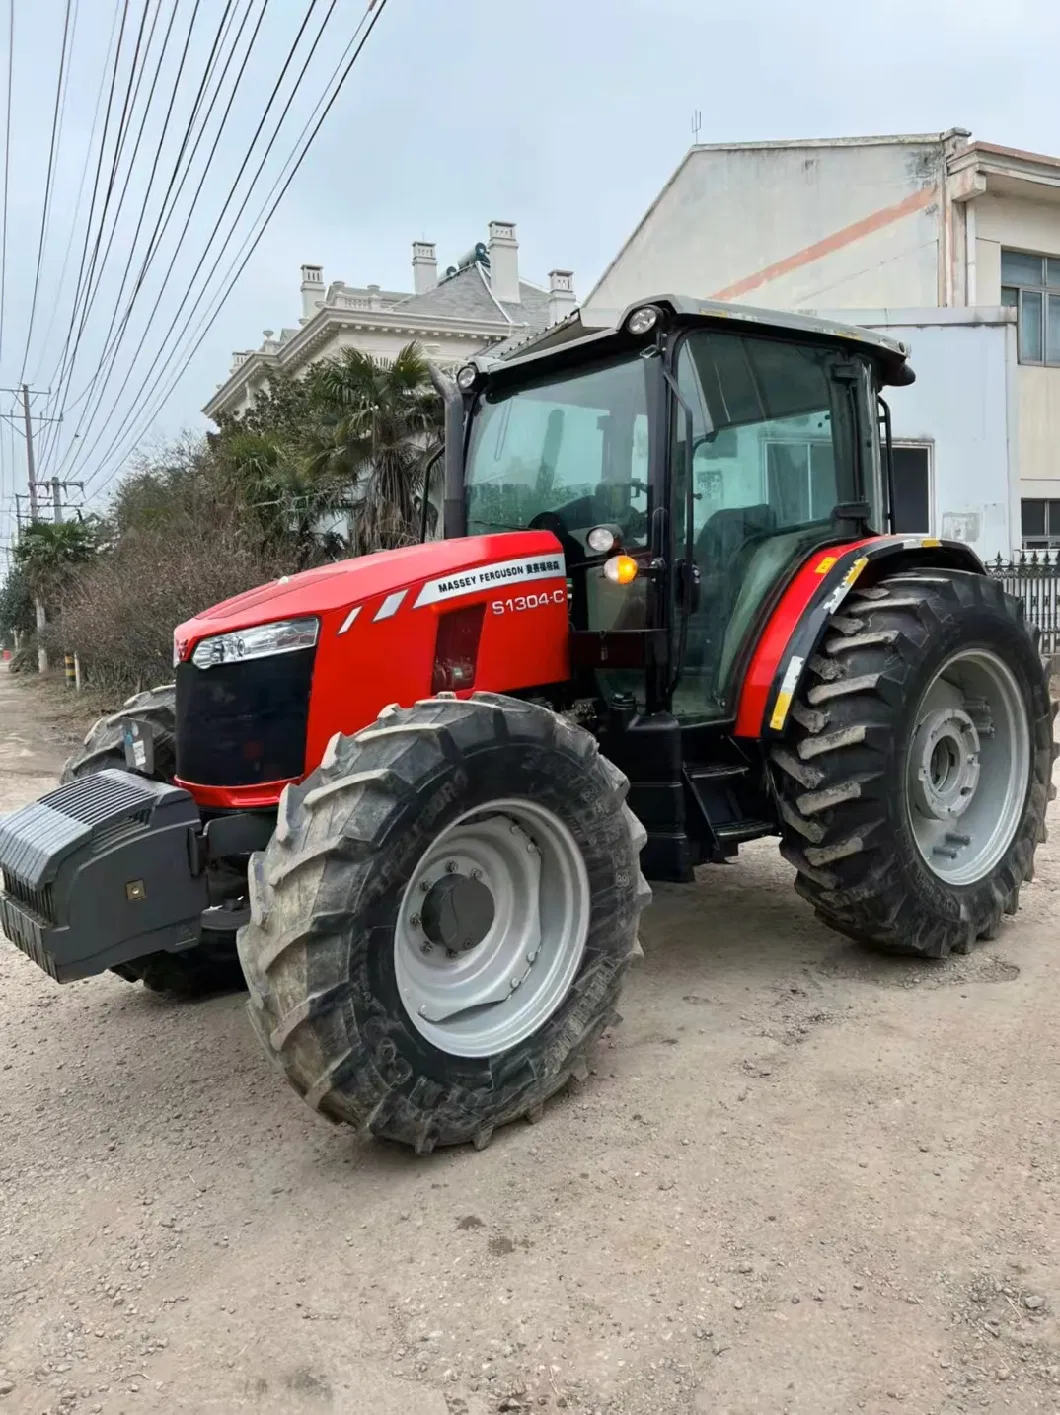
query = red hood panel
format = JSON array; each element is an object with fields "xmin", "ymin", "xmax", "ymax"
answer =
[{"xmin": 176, "ymin": 532, "xmax": 563, "ymax": 643}]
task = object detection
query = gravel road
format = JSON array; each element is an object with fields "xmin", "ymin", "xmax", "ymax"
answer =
[{"xmin": 1, "ymin": 670, "xmax": 1059, "ymax": 1415}]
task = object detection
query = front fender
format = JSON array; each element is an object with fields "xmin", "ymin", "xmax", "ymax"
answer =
[{"xmin": 734, "ymin": 536, "xmax": 986, "ymax": 740}]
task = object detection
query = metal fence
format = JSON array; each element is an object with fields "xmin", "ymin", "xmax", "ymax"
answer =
[{"xmin": 987, "ymin": 552, "xmax": 1060, "ymax": 657}]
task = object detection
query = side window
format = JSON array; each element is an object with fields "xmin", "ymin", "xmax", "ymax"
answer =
[
  {"xmin": 676, "ymin": 333, "xmax": 852, "ymax": 545},
  {"xmin": 671, "ymin": 330, "xmax": 859, "ymax": 723}
]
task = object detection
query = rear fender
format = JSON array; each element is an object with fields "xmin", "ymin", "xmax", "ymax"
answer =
[{"xmin": 734, "ymin": 536, "xmax": 986, "ymax": 740}]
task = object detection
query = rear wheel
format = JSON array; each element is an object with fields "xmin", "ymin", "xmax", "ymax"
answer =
[
  {"xmin": 61, "ymin": 683, "xmax": 243, "ymax": 997},
  {"xmin": 772, "ymin": 569, "xmax": 1057, "ymax": 958},
  {"xmin": 237, "ymin": 692, "xmax": 650, "ymax": 1152}
]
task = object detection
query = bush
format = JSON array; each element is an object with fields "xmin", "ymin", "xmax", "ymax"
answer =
[{"xmin": 55, "ymin": 457, "xmax": 291, "ymax": 699}]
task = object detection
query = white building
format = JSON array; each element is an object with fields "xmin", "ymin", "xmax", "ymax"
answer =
[
  {"xmin": 204, "ymin": 221, "xmax": 577, "ymax": 422},
  {"xmin": 584, "ymin": 130, "xmax": 1060, "ymax": 558}
]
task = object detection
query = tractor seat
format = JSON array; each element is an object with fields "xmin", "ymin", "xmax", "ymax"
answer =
[
  {"xmin": 695, "ymin": 503, "xmax": 778, "ymax": 571},
  {"xmin": 683, "ymin": 504, "xmax": 779, "ymax": 685}
]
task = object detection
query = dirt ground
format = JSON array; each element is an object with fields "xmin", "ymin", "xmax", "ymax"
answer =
[{"xmin": 1, "ymin": 671, "xmax": 1059, "ymax": 1415}]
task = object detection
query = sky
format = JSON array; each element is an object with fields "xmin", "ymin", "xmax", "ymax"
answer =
[{"xmin": 2, "ymin": 0, "xmax": 1060, "ymax": 560}]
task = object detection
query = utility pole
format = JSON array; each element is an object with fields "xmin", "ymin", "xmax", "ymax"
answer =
[
  {"xmin": 48, "ymin": 478, "xmax": 84, "ymax": 525},
  {"xmin": 1, "ymin": 386, "xmax": 65, "ymax": 675},
  {"xmin": 22, "ymin": 383, "xmax": 39, "ymax": 522}
]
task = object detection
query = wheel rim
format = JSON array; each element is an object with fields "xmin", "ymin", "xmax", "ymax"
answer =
[
  {"xmin": 394, "ymin": 798, "xmax": 590, "ymax": 1058},
  {"xmin": 906, "ymin": 648, "xmax": 1030, "ymax": 886}
]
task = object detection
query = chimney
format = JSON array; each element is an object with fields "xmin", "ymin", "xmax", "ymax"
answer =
[
  {"xmin": 488, "ymin": 221, "xmax": 519, "ymax": 305},
  {"xmin": 547, "ymin": 270, "xmax": 576, "ymax": 326},
  {"xmin": 299, "ymin": 263, "xmax": 324, "ymax": 319},
  {"xmin": 412, "ymin": 240, "xmax": 437, "ymax": 294}
]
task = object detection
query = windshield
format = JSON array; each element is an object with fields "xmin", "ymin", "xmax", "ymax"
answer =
[{"xmin": 464, "ymin": 354, "xmax": 650, "ymax": 551}]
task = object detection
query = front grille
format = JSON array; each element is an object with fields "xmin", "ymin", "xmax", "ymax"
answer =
[{"xmin": 175, "ymin": 648, "xmax": 316, "ymax": 786}]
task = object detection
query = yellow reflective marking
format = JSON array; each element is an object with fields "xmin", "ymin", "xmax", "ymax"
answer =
[
  {"xmin": 921, "ymin": 536, "xmax": 941, "ymax": 547},
  {"xmin": 769, "ymin": 691, "xmax": 793, "ymax": 732},
  {"xmin": 814, "ymin": 555, "xmax": 837, "ymax": 575}
]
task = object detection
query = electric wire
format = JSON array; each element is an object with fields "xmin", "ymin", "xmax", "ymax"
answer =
[
  {"xmin": 18, "ymin": 0, "xmax": 78, "ymax": 385},
  {"xmin": 42, "ymin": 1, "xmax": 166, "ymax": 460},
  {"xmin": 38, "ymin": 0, "xmax": 134, "ymax": 450},
  {"xmin": 51, "ymin": 0, "xmax": 264, "ymax": 475},
  {"xmin": 87, "ymin": 0, "xmax": 387, "ymax": 499},
  {"xmin": 0, "ymin": 1, "xmax": 15, "ymax": 368},
  {"xmin": 31, "ymin": 1, "xmax": 124, "ymax": 467},
  {"xmin": 73, "ymin": 0, "xmax": 365, "ymax": 491}
]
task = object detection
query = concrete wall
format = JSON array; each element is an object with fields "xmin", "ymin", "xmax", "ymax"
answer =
[
  {"xmin": 812, "ymin": 310, "xmax": 1018, "ymax": 559},
  {"xmin": 973, "ymin": 193, "xmax": 1060, "ymax": 497},
  {"xmin": 585, "ymin": 137, "xmax": 947, "ymax": 322}
]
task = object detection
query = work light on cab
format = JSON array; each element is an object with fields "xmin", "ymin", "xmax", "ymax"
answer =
[{"xmin": 626, "ymin": 304, "xmax": 661, "ymax": 336}]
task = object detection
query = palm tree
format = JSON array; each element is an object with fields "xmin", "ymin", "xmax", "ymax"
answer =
[
  {"xmin": 303, "ymin": 342, "xmax": 443, "ymax": 554},
  {"xmin": 14, "ymin": 519, "xmax": 98, "ymax": 606},
  {"xmin": 218, "ymin": 429, "xmax": 348, "ymax": 564}
]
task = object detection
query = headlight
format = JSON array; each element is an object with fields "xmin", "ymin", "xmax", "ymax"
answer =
[
  {"xmin": 190, "ymin": 617, "xmax": 319, "ymax": 669},
  {"xmin": 456, "ymin": 364, "xmax": 478, "ymax": 391}
]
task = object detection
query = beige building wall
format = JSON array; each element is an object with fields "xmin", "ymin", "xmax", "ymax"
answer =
[{"xmin": 973, "ymin": 193, "xmax": 1060, "ymax": 503}]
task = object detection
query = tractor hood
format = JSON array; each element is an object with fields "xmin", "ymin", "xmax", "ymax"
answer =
[{"xmin": 173, "ymin": 531, "xmax": 566, "ymax": 659}]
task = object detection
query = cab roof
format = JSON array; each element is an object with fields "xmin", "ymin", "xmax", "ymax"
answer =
[{"xmin": 473, "ymin": 295, "xmax": 914, "ymax": 387}]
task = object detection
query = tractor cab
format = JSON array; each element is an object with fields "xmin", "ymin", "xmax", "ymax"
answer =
[{"xmin": 432, "ymin": 297, "xmax": 913, "ymax": 728}]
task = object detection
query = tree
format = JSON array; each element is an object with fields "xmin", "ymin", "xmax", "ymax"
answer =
[
  {"xmin": 14, "ymin": 519, "xmax": 99, "ymax": 607},
  {"xmin": 0, "ymin": 563, "xmax": 35, "ymax": 646},
  {"xmin": 217, "ymin": 428, "xmax": 347, "ymax": 564},
  {"xmin": 302, "ymin": 342, "xmax": 443, "ymax": 553}
]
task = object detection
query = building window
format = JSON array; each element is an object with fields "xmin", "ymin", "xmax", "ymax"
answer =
[
  {"xmin": 891, "ymin": 444, "xmax": 931, "ymax": 535},
  {"xmin": 1021, "ymin": 498, "xmax": 1060, "ymax": 550},
  {"xmin": 1001, "ymin": 249, "xmax": 1060, "ymax": 366}
]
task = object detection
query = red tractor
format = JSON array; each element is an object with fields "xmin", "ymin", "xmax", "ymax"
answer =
[{"xmin": 1, "ymin": 297, "xmax": 1054, "ymax": 1153}]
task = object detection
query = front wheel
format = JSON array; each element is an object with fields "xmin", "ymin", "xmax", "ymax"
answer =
[
  {"xmin": 772, "ymin": 569, "xmax": 1057, "ymax": 958},
  {"xmin": 237, "ymin": 693, "xmax": 650, "ymax": 1153}
]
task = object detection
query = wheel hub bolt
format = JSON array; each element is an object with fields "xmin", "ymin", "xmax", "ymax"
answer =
[
  {"xmin": 419, "ymin": 879, "xmax": 431, "ymax": 893},
  {"xmin": 470, "ymin": 868, "xmax": 483, "ymax": 881},
  {"xmin": 462, "ymin": 937, "xmax": 473, "ymax": 951},
  {"xmin": 510, "ymin": 976, "xmax": 522, "ymax": 989},
  {"xmin": 410, "ymin": 914, "xmax": 421, "ymax": 929},
  {"xmin": 421, "ymin": 942, "xmax": 432, "ymax": 954},
  {"xmin": 446, "ymin": 948, "xmax": 458, "ymax": 959},
  {"xmin": 445, "ymin": 860, "xmax": 458, "ymax": 873}
]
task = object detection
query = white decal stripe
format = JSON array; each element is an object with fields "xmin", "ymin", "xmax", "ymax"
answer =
[
  {"xmin": 336, "ymin": 606, "xmax": 362, "ymax": 635},
  {"xmin": 373, "ymin": 590, "xmax": 408, "ymax": 622},
  {"xmin": 413, "ymin": 553, "xmax": 567, "ymax": 608}
]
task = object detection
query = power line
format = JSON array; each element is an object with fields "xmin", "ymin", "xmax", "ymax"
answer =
[
  {"xmin": 51, "ymin": 0, "xmax": 258, "ymax": 473},
  {"xmin": 68, "ymin": 0, "xmax": 338, "ymax": 490},
  {"xmin": 43, "ymin": 0, "xmax": 154, "ymax": 447},
  {"xmin": 0, "ymin": 0, "xmax": 14, "ymax": 367},
  {"xmin": 32, "ymin": 1, "xmax": 124, "ymax": 445},
  {"xmin": 37, "ymin": 0, "xmax": 133, "ymax": 438},
  {"xmin": 18, "ymin": 0, "xmax": 78, "ymax": 385},
  {"xmin": 81, "ymin": 0, "xmax": 386, "ymax": 497}
]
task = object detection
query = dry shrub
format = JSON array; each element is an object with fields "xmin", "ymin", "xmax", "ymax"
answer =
[{"xmin": 56, "ymin": 497, "xmax": 289, "ymax": 700}]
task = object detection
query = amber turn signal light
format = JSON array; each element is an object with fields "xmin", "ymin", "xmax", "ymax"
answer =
[{"xmin": 603, "ymin": 555, "xmax": 638, "ymax": 585}]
